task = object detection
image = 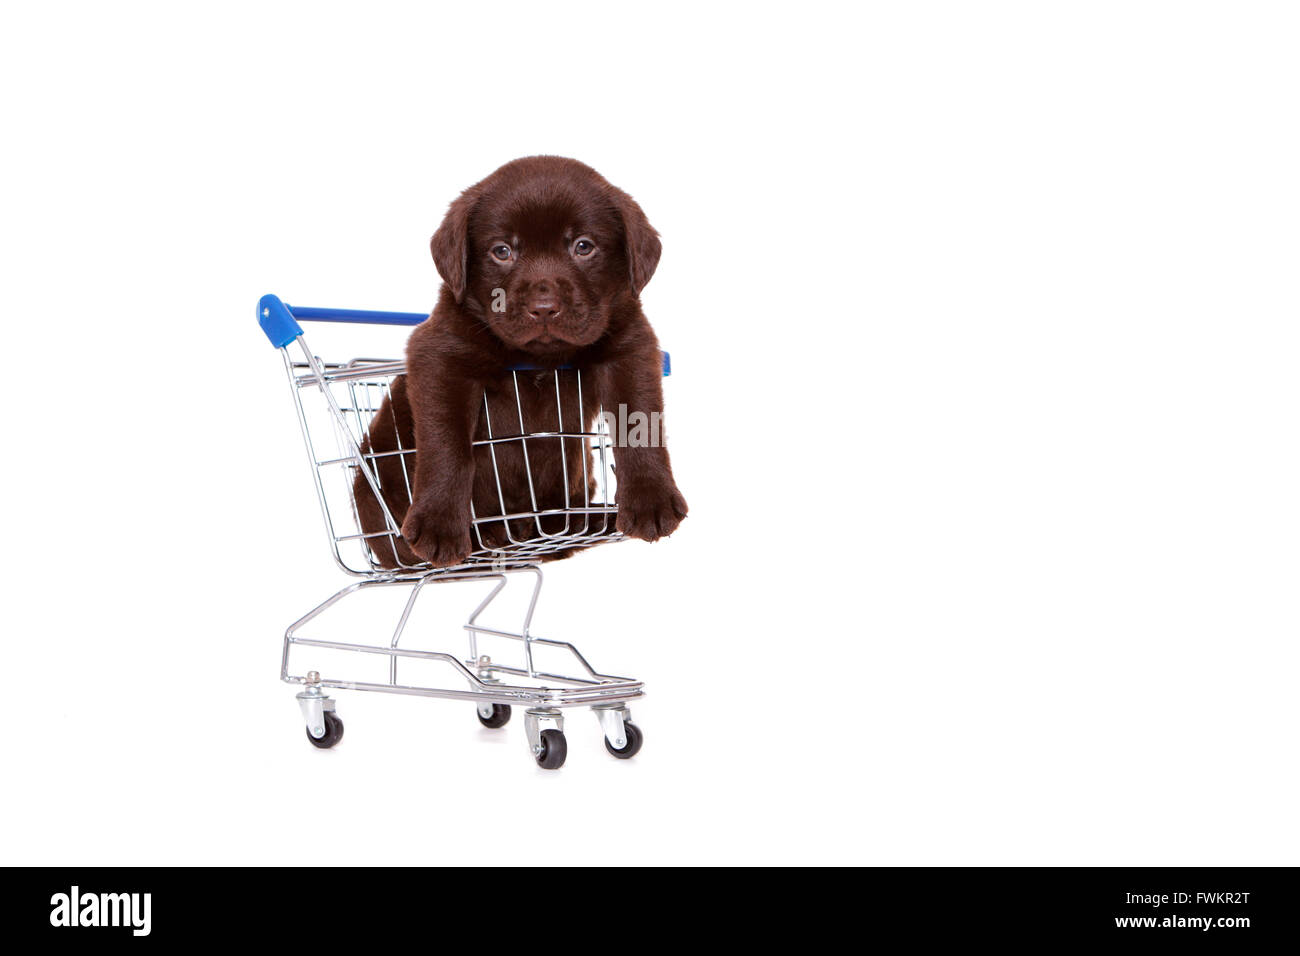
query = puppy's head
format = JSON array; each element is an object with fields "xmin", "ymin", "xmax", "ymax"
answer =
[{"xmin": 430, "ymin": 156, "xmax": 660, "ymax": 352}]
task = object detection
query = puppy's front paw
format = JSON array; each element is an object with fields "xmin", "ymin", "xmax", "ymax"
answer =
[
  {"xmin": 401, "ymin": 503, "xmax": 473, "ymax": 567},
  {"xmin": 616, "ymin": 479, "xmax": 688, "ymax": 542}
]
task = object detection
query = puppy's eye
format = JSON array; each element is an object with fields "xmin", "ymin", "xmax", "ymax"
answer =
[
  {"xmin": 491, "ymin": 243, "xmax": 513, "ymax": 262},
  {"xmin": 572, "ymin": 238, "xmax": 596, "ymax": 258}
]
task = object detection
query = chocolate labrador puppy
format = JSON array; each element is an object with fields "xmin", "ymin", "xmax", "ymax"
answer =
[{"xmin": 354, "ymin": 156, "xmax": 687, "ymax": 568}]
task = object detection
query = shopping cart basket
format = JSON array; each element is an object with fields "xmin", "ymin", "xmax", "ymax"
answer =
[{"xmin": 259, "ymin": 293, "xmax": 669, "ymax": 769}]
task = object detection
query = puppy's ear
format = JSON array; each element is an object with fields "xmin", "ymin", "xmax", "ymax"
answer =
[
  {"xmin": 430, "ymin": 188, "xmax": 479, "ymax": 303},
  {"xmin": 613, "ymin": 188, "xmax": 662, "ymax": 296}
]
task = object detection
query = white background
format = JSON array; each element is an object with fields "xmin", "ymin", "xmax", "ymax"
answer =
[{"xmin": 1, "ymin": 1, "xmax": 1297, "ymax": 865}]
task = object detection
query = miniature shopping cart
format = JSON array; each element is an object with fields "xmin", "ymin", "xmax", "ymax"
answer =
[{"xmin": 258, "ymin": 294, "xmax": 667, "ymax": 769}]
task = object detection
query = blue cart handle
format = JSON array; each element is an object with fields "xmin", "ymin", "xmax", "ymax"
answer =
[{"xmin": 258, "ymin": 293, "xmax": 671, "ymax": 375}]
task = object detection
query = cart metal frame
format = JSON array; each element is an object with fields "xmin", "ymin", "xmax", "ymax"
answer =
[{"xmin": 259, "ymin": 294, "xmax": 665, "ymax": 767}]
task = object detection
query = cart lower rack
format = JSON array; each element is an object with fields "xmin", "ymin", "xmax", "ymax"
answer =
[{"xmin": 259, "ymin": 294, "xmax": 665, "ymax": 768}]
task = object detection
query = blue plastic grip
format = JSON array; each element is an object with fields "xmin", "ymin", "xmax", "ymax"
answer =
[
  {"xmin": 258, "ymin": 294, "xmax": 303, "ymax": 348},
  {"xmin": 258, "ymin": 294, "xmax": 670, "ymax": 374},
  {"xmin": 287, "ymin": 306, "xmax": 428, "ymax": 327}
]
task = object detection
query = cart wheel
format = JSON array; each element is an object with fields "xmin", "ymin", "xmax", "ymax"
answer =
[
  {"xmin": 306, "ymin": 711, "xmax": 344, "ymax": 749},
  {"xmin": 477, "ymin": 703, "xmax": 512, "ymax": 729},
  {"xmin": 605, "ymin": 721, "xmax": 643, "ymax": 759},
  {"xmin": 535, "ymin": 729, "xmax": 567, "ymax": 770}
]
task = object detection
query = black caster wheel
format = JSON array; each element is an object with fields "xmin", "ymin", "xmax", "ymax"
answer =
[
  {"xmin": 477, "ymin": 703, "xmax": 512, "ymax": 729},
  {"xmin": 605, "ymin": 721, "xmax": 643, "ymax": 759},
  {"xmin": 535, "ymin": 729, "xmax": 567, "ymax": 770},
  {"xmin": 306, "ymin": 711, "xmax": 344, "ymax": 749}
]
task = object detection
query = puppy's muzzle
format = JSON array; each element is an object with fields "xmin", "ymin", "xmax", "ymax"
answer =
[{"xmin": 525, "ymin": 281, "xmax": 562, "ymax": 321}]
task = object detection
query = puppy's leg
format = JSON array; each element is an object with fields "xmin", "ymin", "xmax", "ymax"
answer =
[
  {"xmin": 401, "ymin": 327, "xmax": 482, "ymax": 567},
  {"xmin": 351, "ymin": 378, "xmax": 421, "ymax": 568},
  {"xmin": 353, "ymin": 436, "xmax": 400, "ymax": 569},
  {"xmin": 596, "ymin": 342, "xmax": 688, "ymax": 542}
]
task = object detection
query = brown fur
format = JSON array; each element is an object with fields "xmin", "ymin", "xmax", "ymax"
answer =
[{"xmin": 354, "ymin": 156, "xmax": 686, "ymax": 568}]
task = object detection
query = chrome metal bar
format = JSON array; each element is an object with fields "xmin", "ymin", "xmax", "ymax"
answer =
[
  {"xmin": 471, "ymin": 430, "xmax": 607, "ymax": 445},
  {"xmin": 284, "ymin": 674, "xmax": 643, "ymax": 708}
]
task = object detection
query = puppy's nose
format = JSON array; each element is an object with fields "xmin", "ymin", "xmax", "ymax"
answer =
[{"xmin": 527, "ymin": 296, "xmax": 560, "ymax": 321}]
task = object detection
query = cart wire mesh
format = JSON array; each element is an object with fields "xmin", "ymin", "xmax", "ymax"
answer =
[{"xmin": 282, "ymin": 348, "xmax": 624, "ymax": 577}]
